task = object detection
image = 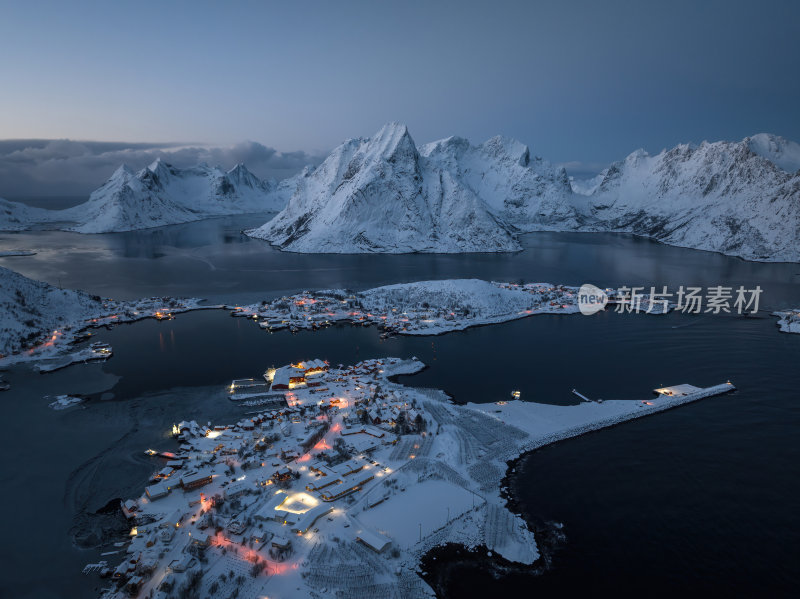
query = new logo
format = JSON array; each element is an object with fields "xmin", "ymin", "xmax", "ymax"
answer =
[{"xmin": 577, "ymin": 283, "xmax": 608, "ymax": 315}]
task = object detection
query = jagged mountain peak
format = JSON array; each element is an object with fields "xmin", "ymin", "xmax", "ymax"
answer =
[
  {"xmin": 586, "ymin": 134, "xmax": 800, "ymax": 261},
  {"xmin": 226, "ymin": 162, "xmax": 271, "ymax": 191},
  {"xmin": 362, "ymin": 122, "xmax": 419, "ymax": 162},
  {"xmin": 111, "ymin": 163, "xmax": 135, "ymax": 179},
  {"xmin": 140, "ymin": 157, "xmax": 177, "ymax": 184},
  {"xmin": 54, "ymin": 158, "xmax": 289, "ymax": 233},
  {"xmin": 147, "ymin": 157, "xmax": 169, "ymax": 172},
  {"xmin": 244, "ymin": 125, "xmax": 799, "ymax": 261},
  {"xmin": 244, "ymin": 123, "xmax": 577, "ymax": 253},
  {"xmin": 374, "ymin": 121, "xmax": 411, "ymax": 140},
  {"xmin": 226, "ymin": 162, "xmax": 254, "ymax": 179}
]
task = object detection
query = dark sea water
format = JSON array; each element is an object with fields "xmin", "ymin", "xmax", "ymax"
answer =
[
  {"xmin": 0, "ymin": 216, "xmax": 798, "ymax": 598},
  {"xmin": 2, "ymin": 213, "xmax": 799, "ymax": 305}
]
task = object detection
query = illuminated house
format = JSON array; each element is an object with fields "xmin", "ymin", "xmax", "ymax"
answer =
[
  {"xmin": 302, "ymin": 358, "xmax": 328, "ymax": 378},
  {"xmin": 271, "ymin": 365, "xmax": 307, "ymax": 390},
  {"xmin": 180, "ymin": 471, "xmax": 213, "ymax": 491},
  {"xmin": 145, "ymin": 481, "xmax": 171, "ymax": 500},
  {"xmin": 272, "ymin": 466, "xmax": 294, "ymax": 484},
  {"xmin": 270, "ymin": 359, "xmax": 329, "ymax": 390},
  {"xmin": 292, "ymin": 504, "xmax": 334, "ymax": 534}
]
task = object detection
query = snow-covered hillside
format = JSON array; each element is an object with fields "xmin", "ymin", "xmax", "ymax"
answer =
[
  {"xmin": 0, "ymin": 198, "xmax": 52, "ymax": 231},
  {"xmin": 417, "ymin": 134, "xmax": 579, "ymax": 231},
  {"xmin": 0, "ymin": 265, "xmax": 208, "ymax": 361},
  {"xmin": 246, "ymin": 123, "xmax": 523, "ymax": 253},
  {"xmin": 774, "ymin": 310, "xmax": 800, "ymax": 334},
  {"xmin": 0, "ymin": 265, "xmax": 106, "ymax": 357},
  {"xmin": 58, "ymin": 160, "xmax": 287, "ymax": 233},
  {"xmin": 358, "ymin": 278, "xmax": 558, "ymax": 316},
  {"xmin": 587, "ymin": 138, "xmax": 800, "ymax": 261}
]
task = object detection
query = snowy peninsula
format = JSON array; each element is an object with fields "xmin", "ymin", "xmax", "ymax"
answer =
[{"xmin": 90, "ymin": 357, "xmax": 735, "ymax": 598}]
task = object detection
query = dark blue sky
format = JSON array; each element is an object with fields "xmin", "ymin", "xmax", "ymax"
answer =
[{"xmin": 1, "ymin": 0, "xmax": 799, "ymax": 173}]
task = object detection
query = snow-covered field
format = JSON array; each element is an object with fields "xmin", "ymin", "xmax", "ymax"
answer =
[
  {"xmin": 91, "ymin": 357, "xmax": 734, "ymax": 599},
  {"xmin": 356, "ymin": 478, "xmax": 477, "ymax": 549}
]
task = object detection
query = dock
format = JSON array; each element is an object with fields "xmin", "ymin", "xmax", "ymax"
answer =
[
  {"xmin": 572, "ymin": 388, "xmax": 593, "ymax": 402},
  {"xmin": 82, "ymin": 561, "xmax": 108, "ymax": 575},
  {"xmin": 228, "ymin": 377, "xmax": 285, "ymax": 402}
]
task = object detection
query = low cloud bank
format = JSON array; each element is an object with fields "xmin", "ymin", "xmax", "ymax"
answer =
[{"xmin": 0, "ymin": 139, "xmax": 323, "ymax": 203}]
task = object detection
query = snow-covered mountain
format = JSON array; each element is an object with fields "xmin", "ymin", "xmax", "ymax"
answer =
[
  {"xmin": 585, "ymin": 138, "xmax": 800, "ymax": 261},
  {"xmin": 3, "ymin": 127, "xmax": 798, "ymax": 261},
  {"xmin": 0, "ymin": 198, "xmax": 52, "ymax": 231},
  {"xmin": 249, "ymin": 124, "xmax": 799, "ymax": 261},
  {"xmin": 570, "ymin": 171, "xmax": 607, "ymax": 196},
  {"xmin": 245, "ymin": 123, "xmax": 573, "ymax": 253},
  {"xmin": 417, "ymin": 134, "xmax": 579, "ymax": 231},
  {"xmin": 0, "ymin": 265, "xmax": 105, "ymax": 357},
  {"xmin": 59, "ymin": 160, "xmax": 288, "ymax": 233}
]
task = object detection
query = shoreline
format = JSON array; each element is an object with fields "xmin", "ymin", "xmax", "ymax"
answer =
[
  {"xmin": 419, "ymin": 382, "xmax": 739, "ymax": 591},
  {"xmin": 0, "ymin": 301, "xmax": 221, "ymax": 370},
  {"xmin": 3, "ymin": 275, "xmax": 671, "ymax": 373}
]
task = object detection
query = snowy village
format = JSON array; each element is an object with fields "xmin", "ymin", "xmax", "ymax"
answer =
[
  {"xmin": 84, "ymin": 354, "xmax": 734, "ymax": 599},
  {"xmin": 2, "ymin": 5, "xmax": 799, "ymax": 597}
]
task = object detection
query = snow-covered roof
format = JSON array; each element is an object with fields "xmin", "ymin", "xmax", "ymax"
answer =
[
  {"xmin": 292, "ymin": 504, "xmax": 333, "ymax": 534},
  {"xmin": 356, "ymin": 528, "xmax": 391, "ymax": 553}
]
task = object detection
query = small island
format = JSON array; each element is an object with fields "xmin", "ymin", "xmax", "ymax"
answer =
[{"xmin": 229, "ymin": 279, "xmax": 668, "ymax": 338}]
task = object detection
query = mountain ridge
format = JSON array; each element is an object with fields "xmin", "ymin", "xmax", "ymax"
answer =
[
  {"xmin": 1, "ymin": 126, "xmax": 798, "ymax": 261},
  {"xmin": 246, "ymin": 124, "xmax": 800, "ymax": 261}
]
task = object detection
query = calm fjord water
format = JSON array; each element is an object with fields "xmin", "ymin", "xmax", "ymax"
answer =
[{"xmin": 0, "ymin": 215, "xmax": 798, "ymax": 597}]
